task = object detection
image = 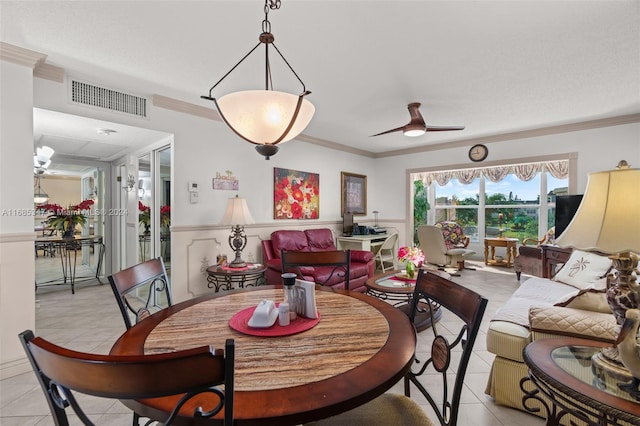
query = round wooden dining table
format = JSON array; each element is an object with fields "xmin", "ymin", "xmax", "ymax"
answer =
[{"xmin": 110, "ymin": 285, "xmax": 416, "ymax": 425}]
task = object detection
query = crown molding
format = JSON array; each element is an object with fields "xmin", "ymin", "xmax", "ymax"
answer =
[
  {"xmin": 152, "ymin": 95, "xmax": 220, "ymax": 120},
  {"xmin": 34, "ymin": 62, "xmax": 64, "ymax": 83},
  {"xmin": 375, "ymin": 113, "xmax": 640, "ymax": 158},
  {"xmin": 0, "ymin": 42, "xmax": 46, "ymax": 68}
]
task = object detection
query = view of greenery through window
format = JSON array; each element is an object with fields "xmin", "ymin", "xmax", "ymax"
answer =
[{"xmin": 413, "ymin": 170, "xmax": 568, "ymax": 245}]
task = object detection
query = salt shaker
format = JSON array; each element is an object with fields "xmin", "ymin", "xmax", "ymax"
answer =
[
  {"xmin": 278, "ymin": 302, "xmax": 290, "ymax": 326},
  {"xmin": 281, "ymin": 272, "xmax": 297, "ymax": 320}
]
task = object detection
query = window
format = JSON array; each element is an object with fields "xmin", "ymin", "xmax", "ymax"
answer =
[{"xmin": 412, "ymin": 159, "xmax": 570, "ymax": 244}]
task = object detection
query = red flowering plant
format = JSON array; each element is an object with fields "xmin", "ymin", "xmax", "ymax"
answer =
[
  {"xmin": 160, "ymin": 205, "xmax": 171, "ymax": 228},
  {"xmin": 139, "ymin": 201, "xmax": 151, "ymax": 234},
  {"xmin": 38, "ymin": 199, "xmax": 95, "ymax": 235}
]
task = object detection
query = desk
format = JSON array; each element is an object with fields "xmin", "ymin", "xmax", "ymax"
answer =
[
  {"xmin": 206, "ymin": 263, "xmax": 267, "ymax": 292},
  {"xmin": 484, "ymin": 237, "xmax": 518, "ymax": 267},
  {"xmin": 35, "ymin": 235, "xmax": 105, "ymax": 294},
  {"xmin": 365, "ymin": 269, "xmax": 446, "ymax": 332},
  {"xmin": 522, "ymin": 338, "xmax": 640, "ymax": 425},
  {"xmin": 336, "ymin": 234, "xmax": 388, "ymax": 252},
  {"xmin": 110, "ymin": 286, "xmax": 416, "ymax": 425}
]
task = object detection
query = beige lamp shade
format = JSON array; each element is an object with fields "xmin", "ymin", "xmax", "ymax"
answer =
[
  {"xmin": 217, "ymin": 90, "xmax": 315, "ymax": 145},
  {"xmin": 221, "ymin": 195, "xmax": 255, "ymax": 226},
  {"xmin": 555, "ymin": 167, "xmax": 640, "ymax": 254}
]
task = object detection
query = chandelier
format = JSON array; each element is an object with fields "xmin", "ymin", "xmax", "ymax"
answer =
[{"xmin": 201, "ymin": 0, "xmax": 314, "ymax": 160}]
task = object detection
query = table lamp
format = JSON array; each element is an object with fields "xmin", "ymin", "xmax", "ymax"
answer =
[
  {"xmin": 221, "ymin": 195, "xmax": 255, "ymax": 268},
  {"xmin": 554, "ymin": 160, "xmax": 640, "ymax": 387}
]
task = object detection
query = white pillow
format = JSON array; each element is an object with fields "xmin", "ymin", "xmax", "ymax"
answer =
[{"xmin": 552, "ymin": 249, "xmax": 612, "ymax": 290}]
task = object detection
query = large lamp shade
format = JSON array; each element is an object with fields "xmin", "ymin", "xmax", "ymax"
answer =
[
  {"xmin": 221, "ymin": 196, "xmax": 255, "ymax": 226},
  {"xmin": 555, "ymin": 167, "xmax": 640, "ymax": 254}
]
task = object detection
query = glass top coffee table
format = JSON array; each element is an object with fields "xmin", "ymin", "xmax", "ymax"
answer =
[
  {"xmin": 365, "ymin": 268, "xmax": 449, "ymax": 332},
  {"xmin": 522, "ymin": 337, "xmax": 640, "ymax": 425}
]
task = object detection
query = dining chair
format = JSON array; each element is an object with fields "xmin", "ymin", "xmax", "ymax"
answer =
[
  {"xmin": 281, "ymin": 249, "xmax": 351, "ymax": 290},
  {"xmin": 108, "ymin": 257, "xmax": 172, "ymax": 329},
  {"xmin": 307, "ymin": 268, "xmax": 487, "ymax": 426},
  {"xmin": 374, "ymin": 233, "xmax": 398, "ymax": 272},
  {"xmin": 19, "ymin": 329, "xmax": 235, "ymax": 426}
]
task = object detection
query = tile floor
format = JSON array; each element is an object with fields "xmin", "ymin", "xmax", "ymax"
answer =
[{"xmin": 0, "ymin": 257, "xmax": 544, "ymax": 425}]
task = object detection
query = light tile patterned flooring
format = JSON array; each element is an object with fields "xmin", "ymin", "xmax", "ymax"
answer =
[{"xmin": 1, "ymin": 257, "xmax": 544, "ymax": 425}]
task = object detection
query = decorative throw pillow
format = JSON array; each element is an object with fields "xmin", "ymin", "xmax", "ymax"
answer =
[
  {"xmin": 552, "ymin": 249, "xmax": 612, "ymax": 290},
  {"xmin": 554, "ymin": 288, "xmax": 612, "ymax": 313}
]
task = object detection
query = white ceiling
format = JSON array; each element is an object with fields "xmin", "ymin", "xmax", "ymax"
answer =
[{"xmin": 2, "ymin": 1, "xmax": 639, "ymax": 167}]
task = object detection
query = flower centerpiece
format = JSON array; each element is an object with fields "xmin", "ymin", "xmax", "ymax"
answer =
[
  {"xmin": 398, "ymin": 246, "xmax": 425, "ymax": 279},
  {"xmin": 39, "ymin": 199, "xmax": 95, "ymax": 239},
  {"xmin": 139, "ymin": 201, "xmax": 151, "ymax": 235}
]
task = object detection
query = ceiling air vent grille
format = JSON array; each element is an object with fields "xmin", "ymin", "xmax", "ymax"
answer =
[{"xmin": 71, "ymin": 80, "xmax": 147, "ymax": 118}]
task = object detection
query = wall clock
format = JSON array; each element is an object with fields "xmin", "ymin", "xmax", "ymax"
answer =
[{"xmin": 469, "ymin": 144, "xmax": 488, "ymax": 162}]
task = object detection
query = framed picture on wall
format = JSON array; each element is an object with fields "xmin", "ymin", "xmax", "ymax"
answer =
[
  {"xmin": 274, "ymin": 167, "xmax": 319, "ymax": 220},
  {"xmin": 341, "ymin": 172, "xmax": 366, "ymax": 215}
]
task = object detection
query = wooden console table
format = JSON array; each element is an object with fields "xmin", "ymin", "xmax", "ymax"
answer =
[{"xmin": 484, "ymin": 237, "xmax": 518, "ymax": 267}]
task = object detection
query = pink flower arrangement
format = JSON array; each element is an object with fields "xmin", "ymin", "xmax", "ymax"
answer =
[
  {"xmin": 39, "ymin": 199, "xmax": 95, "ymax": 233},
  {"xmin": 398, "ymin": 246, "xmax": 425, "ymax": 267}
]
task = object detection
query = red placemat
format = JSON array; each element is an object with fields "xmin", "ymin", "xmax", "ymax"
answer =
[
  {"xmin": 229, "ymin": 305, "xmax": 321, "ymax": 337},
  {"xmin": 392, "ymin": 273, "xmax": 417, "ymax": 282}
]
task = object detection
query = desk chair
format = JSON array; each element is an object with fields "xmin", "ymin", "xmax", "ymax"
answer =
[
  {"xmin": 374, "ymin": 233, "xmax": 398, "ymax": 272},
  {"xmin": 108, "ymin": 257, "xmax": 172, "ymax": 329},
  {"xmin": 307, "ymin": 269, "xmax": 487, "ymax": 426},
  {"xmin": 19, "ymin": 330, "xmax": 234, "ymax": 426},
  {"xmin": 281, "ymin": 249, "xmax": 351, "ymax": 290}
]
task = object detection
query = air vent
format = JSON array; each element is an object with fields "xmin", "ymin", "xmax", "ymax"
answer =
[{"xmin": 70, "ymin": 80, "xmax": 147, "ymax": 118}]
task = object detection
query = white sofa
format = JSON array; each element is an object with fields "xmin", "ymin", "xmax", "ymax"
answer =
[{"xmin": 485, "ymin": 249, "xmax": 618, "ymax": 417}]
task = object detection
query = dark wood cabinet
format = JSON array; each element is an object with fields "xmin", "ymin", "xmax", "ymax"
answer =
[{"xmin": 540, "ymin": 245, "xmax": 573, "ymax": 278}]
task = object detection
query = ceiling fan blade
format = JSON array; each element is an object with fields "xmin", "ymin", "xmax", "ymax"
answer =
[
  {"xmin": 425, "ymin": 125, "xmax": 465, "ymax": 132},
  {"xmin": 370, "ymin": 126, "xmax": 406, "ymax": 137}
]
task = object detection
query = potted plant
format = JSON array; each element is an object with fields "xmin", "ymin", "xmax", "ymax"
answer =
[
  {"xmin": 139, "ymin": 201, "xmax": 151, "ymax": 235},
  {"xmin": 39, "ymin": 199, "xmax": 95, "ymax": 239}
]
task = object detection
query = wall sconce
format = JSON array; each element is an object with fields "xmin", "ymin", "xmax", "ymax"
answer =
[{"xmin": 122, "ymin": 173, "xmax": 136, "ymax": 192}]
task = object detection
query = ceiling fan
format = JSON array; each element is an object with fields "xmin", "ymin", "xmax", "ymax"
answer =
[{"xmin": 371, "ymin": 102, "xmax": 465, "ymax": 137}]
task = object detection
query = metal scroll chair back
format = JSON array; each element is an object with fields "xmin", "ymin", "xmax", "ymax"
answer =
[
  {"xmin": 374, "ymin": 233, "xmax": 398, "ymax": 272},
  {"xmin": 306, "ymin": 269, "xmax": 487, "ymax": 426},
  {"xmin": 108, "ymin": 257, "xmax": 172, "ymax": 329},
  {"xmin": 19, "ymin": 330, "xmax": 234, "ymax": 426},
  {"xmin": 280, "ymin": 249, "xmax": 351, "ymax": 290}
]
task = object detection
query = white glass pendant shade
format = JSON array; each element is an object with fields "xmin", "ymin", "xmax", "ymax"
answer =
[
  {"xmin": 217, "ymin": 90, "xmax": 315, "ymax": 144},
  {"xmin": 403, "ymin": 128, "xmax": 426, "ymax": 137}
]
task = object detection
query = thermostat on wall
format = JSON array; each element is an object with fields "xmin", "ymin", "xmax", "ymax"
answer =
[{"xmin": 188, "ymin": 181, "xmax": 199, "ymax": 192}]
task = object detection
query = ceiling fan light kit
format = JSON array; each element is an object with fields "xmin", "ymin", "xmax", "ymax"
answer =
[
  {"xmin": 201, "ymin": 0, "xmax": 314, "ymax": 160},
  {"xmin": 371, "ymin": 102, "xmax": 465, "ymax": 138}
]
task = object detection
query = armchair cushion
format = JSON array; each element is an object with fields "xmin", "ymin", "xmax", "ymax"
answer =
[{"xmin": 435, "ymin": 221, "xmax": 470, "ymax": 249}]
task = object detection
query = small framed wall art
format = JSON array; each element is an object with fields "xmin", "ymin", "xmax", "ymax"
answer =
[
  {"xmin": 274, "ymin": 167, "xmax": 319, "ymax": 220},
  {"xmin": 341, "ymin": 171, "xmax": 366, "ymax": 215}
]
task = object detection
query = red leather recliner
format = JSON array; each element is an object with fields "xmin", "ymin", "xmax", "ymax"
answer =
[{"xmin": 261, "ymin": 228, "xmax": 374, "ymax": 292}]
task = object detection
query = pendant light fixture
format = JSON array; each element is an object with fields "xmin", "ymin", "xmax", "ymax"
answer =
[
  {"xmin": 33, "ymin": 174, "xmax": 49, "ymax": 204},
  {"xmin": 201, "ymin": 0, "xmax": 314, "ymax": 160}
]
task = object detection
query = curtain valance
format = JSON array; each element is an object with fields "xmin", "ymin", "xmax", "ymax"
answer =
[{"xmin": 416, "ymin": 159, "xmax": 569, "ymax": 186}]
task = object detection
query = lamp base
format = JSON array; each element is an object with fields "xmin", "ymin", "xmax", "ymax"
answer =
[
  {"xmin": 592, "ymin": 348, "xmax": 633, "ymax": 382},
  {"xmin": 227, "ymin": 259, "xmax": 247, "ymax": 268}
]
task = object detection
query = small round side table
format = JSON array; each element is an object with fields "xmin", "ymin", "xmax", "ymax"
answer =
[{"xmin": 206, "ymin": 263, "xmax": 267, "ymax": 292}]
